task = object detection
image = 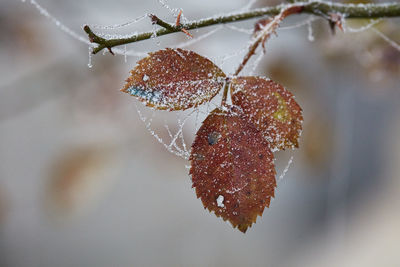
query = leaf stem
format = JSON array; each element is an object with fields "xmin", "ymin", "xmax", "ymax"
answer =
[{"xmin": 221, "ymin": 80, "xmax": 230, "ymax": 107}]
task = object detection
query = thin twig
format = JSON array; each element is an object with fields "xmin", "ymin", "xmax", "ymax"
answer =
[
  {"xmin": 221, "ymin": 5, "xmax": 303, "ymax": 105},
  {"xmin": 84, "ymin": 1, "xmax": 400, "ymax": 54},
  {"xmin": 235, "ymin": 6, "xmax": 303, "ymax": 76}
]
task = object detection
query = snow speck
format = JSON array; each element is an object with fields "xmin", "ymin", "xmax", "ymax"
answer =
[
  {"xmin": 88, "ymin": 46, "xmax": 93, "ymax": 68},
  {"xmin": 143, "ymin": 74, "xmax": 149, "ymax": 81},
  {"xmin": 307, "ymin": 20, "xmax": 315, "ymax": 42},
  {"xmin": 216, "ymin": 195, "xmax": 224, "ymax": 208}
]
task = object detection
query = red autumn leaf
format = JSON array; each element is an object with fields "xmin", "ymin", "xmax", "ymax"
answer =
[
  {"xmin": 121, "ymin": 48, "xmax": 226, "ymax": 110},
  {"xmin": 231, "ymin": 76, "xmax": 303, "ymax": 151},
  {"xmin": 190, "ymin": 106, "xmax": 276, "ymax": 233}
]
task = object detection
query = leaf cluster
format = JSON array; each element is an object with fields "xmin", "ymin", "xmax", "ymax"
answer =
[{"xmin": 122, "ymin": 48, "xmax": 303, "ymax": 232}]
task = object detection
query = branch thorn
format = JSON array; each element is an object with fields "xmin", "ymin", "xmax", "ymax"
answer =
[
  {"xmin": 176, "ymin": 10, "xmax": 193, "ymax": 38},
  {"xmin": 107, "ymin": 47, "xmax": 115, "ymax": 55},
  {"xmin": 328, "ymin": 13, "xmax": 343, "ymax": 35}
]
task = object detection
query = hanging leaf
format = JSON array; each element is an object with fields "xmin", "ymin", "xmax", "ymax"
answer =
[
  {"xmin": 190, "ymin": 106, "xmax": 276, "ymax": 233},
  {"xmin": 121, "ymin": 48, "xmax": 226, "ymax": 110},
  {"xmin": 231, "ymin": 76, "xmax": 303, "ymax": 151}
]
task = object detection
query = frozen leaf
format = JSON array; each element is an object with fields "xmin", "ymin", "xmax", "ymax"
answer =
[
  {"xmin": 122, "ymin": 48, "xmax": 226, "ymax": 110},
  {"xmin": 190, "ymin": 106, "xmax": 276, "ymax": 233},
  {"xmin": 231, "ymin": 76, "xmax": 303, "ymax": 151}
]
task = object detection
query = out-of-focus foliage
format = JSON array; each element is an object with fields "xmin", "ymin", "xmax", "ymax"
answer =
[{"xmin": 46, "ymin": 145, "xmax": 119, "ymax": 220}]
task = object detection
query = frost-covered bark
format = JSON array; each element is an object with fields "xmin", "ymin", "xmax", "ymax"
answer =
[{"xmin": 84, "ymin": 1, "xmax": 400, "ymax": 54}]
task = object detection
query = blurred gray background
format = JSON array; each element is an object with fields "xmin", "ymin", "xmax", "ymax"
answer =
[{"xmin": 0, "ymin": 0, "xmax": 400, "ymax": 266}]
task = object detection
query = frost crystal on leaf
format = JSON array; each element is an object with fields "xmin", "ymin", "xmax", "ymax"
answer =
[
  {"xmin": 231, "ymin": 76, "xmax": 303, "ymax": 151},
  {"xmin": 190, "ymin": 106, "xmax": 276, "ymax": 233},
  {"xmin": 216, "ymin": 195, "xmax": 225, "ymax": 208},
  {"xmin": 121, "ymin": 48, "xmax": 226, "ymax": 110}
]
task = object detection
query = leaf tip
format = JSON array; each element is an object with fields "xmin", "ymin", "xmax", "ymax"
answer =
[{"xmin": 238, "ymin": 224, "xmax": 249, "ymax": 233}]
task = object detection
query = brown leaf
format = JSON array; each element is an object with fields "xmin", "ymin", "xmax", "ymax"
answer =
[
  {"xmin": 121, "ymin": 48, "xmax": 226, "ymax": 110},
  {"xmin": 190, "ymin": 106, "xmax": 276, "ymax": 233},
  {"xmin": 231, "ymin": 76, "xmax": 303, "ymax": 151}
]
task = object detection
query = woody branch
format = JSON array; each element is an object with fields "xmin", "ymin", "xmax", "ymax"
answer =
[{"xmin": 83, "ymin": 1, "xmax": 400, "ymax": 54}]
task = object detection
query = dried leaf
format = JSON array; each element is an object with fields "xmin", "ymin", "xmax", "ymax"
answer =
[
  {"xmin": 190, "ymin": 106, "xmax": 276, "ymax": 233},
  {"xmin": 231, "ymin": 76, "xmax": 303, "ymax": 151},
  {"xmin": 122, "ymin": 48, "xmax": 226, "ymax": 110}
]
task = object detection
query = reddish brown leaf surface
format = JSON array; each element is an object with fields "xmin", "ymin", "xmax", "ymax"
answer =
[
  {"xmin": 231, "ymin": 76, "xmax": 303, "ymax": 151},
  {"xmin": 190, "ymin": 106, "xmax": 276, "ymax": 233},
  {"xmin": 121, "ymin": 48, "xmax": 226, "ymax": 110}
]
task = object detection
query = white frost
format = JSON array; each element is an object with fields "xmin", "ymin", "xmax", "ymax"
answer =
[
  {"xmin": 143, "ymin": 74, "xmax": 149, "ymax": 81},
  {"xmin": 216, "ymin": 195, "xmax": 224, "ymax": 208},
  {"xmin": 307, "ymin": 20, "xmax": 315, "ymax": 42}
]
